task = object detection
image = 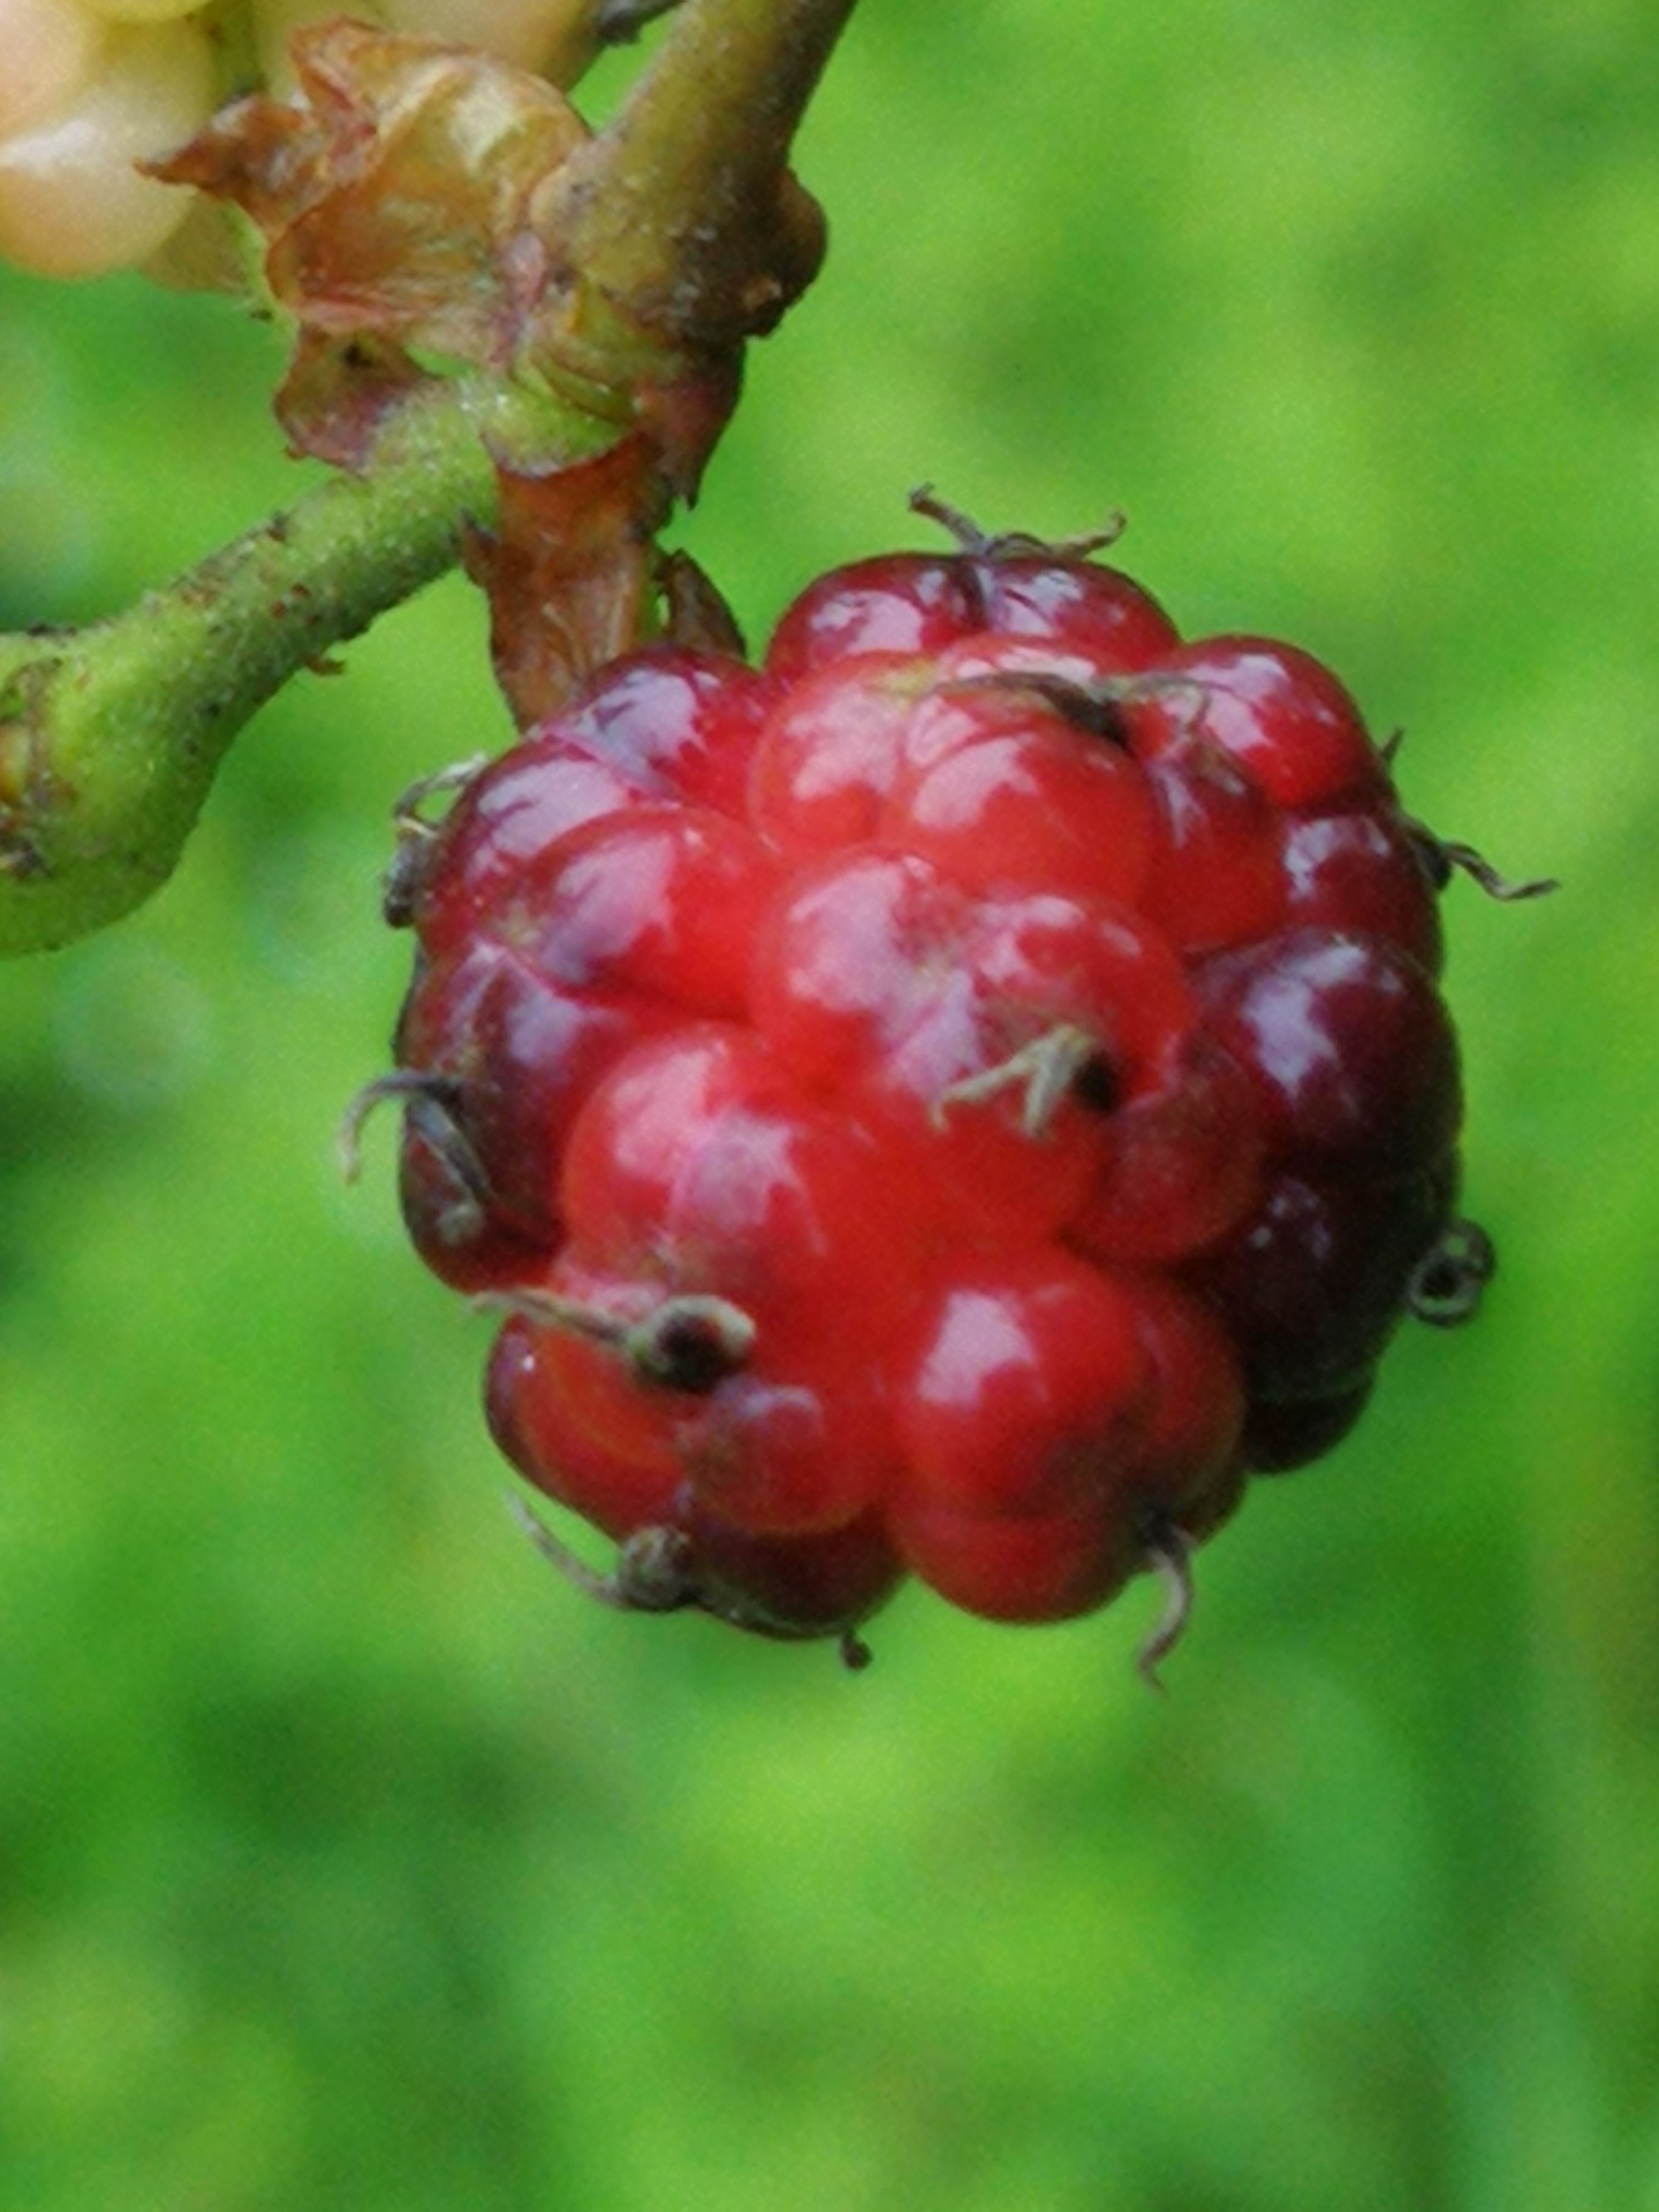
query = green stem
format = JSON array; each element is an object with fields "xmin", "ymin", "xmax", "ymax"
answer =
[
  {"xmin": 553, "ymin": 0, "xmax": 857, "ymax": 345},
  {"xmin": 0, "ymin": 377, "xmax": 596, "ymax": 957}
]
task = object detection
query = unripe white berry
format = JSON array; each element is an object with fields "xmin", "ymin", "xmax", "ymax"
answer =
[
  {"xmin": 256, "ymin": 0, "xmax": 605, "ymax": 88},
  {"xmin": 0, "ymin": 16, "xmax": 214, "ymax": 275},
  {"xmin": 380, "ymin": 0, "xmax": 599, "ymax": 76},
  {"xmin": 252, "ymin": 0, "xmax": 385, "ymax": 93},
  {"xmin": 0, "ymin": 0, "xmax": 108, "ymax": 139},
  {"xmin": 83, "ymin": 0, "xmax": 210, "ymax": 22}
]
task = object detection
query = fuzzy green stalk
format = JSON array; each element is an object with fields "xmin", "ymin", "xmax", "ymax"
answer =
[{"xmin": 0, "ymin": 379, "xmax": 598, "ymax": 956}]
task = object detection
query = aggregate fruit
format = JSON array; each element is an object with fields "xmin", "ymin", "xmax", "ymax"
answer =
[{"xmin": 368, "ymin": 500, "xmax": 1516, "ymax": 1670}]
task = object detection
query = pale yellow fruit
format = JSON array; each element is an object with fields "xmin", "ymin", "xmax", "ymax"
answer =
[
  {"xmin": 0, "ymin": 0, "xmax": 108, "ymax": 138},
  {"xmin": 253, "ymin": 0, "xmax": 385, "ymax": 93},
  {"xmin": 382, "ymin": 0, "xmax": 598, "ymax": 76},
  {"xmin": 83, "ymin": 0, "xmax": 207, "ymax": 22},
  {"xmin": 255, "ymin": 0, "xmax": 603, "ymax": 93},
  {"xmin": 0, "ymin": 17, "xmax": 214, "ymax": 275}
]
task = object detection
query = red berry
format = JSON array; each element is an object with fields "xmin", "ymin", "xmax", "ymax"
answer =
[
  {"xmin": 373, "ymin": 503, "xmax": 1501, "ymax": 1667},
  {"xmin": 1190, "ymin": 1158, "xmax": 1459, "ymax": 1401},
  {"xmin": 675, "ymin": 1365, "xmax": 901, "ymax": 1536},
  {"xmin": 554, "ymin": 645, "xmax": 774, "ymax": 817},
  {"xmin": 1122, "ymin": 1274, "xmax": 1246, "ymax": 1524},
  {"xmin": 387, "ymin": 797, "xmax": 780, "ymax": 1282},
  {"xmin": 394, "ymin": 937, "xmax": 678, "ymax": 1272},
  {"xmin": 1120, "ymin": 638, "xmax": 1388, "ymax": 809},
  {"xmin": 1197, "ymin": 928, "xmax": 1461, "ymax": 1174},
  {"xmin": 1068, "ymin": 1037, "xmax": 1264, "ymax": 1263},
  {"xmin": 764, "ymin": 556, "xmax": 980, "ymax": 682},
  {"xmin": 408, "ymin": 736, "xmax": 660, "ymax": 959},
  {"xmin": 486, "ymin": 1303, "xmax": 683, "ymax": 1541},
  {"xmin": 763, "ymin": 536, "xmax": 1176, "ymax": 687},
  {"xmin": 400, "ymin": 1115, "xmax": 548, "ymax": 1293},
  {"xmin": 880, "ymin": 690, "xmax": 1157, "ymax": 906},
  {"xmin": 752, "ymin": 853, "xmax": 1191, "ymax": 1242},
  {"xmin": 1241, "ymin": 1380, "xmax": 1375, "ymax": 1474},
  {"xmin": 1139, "ymin": 744, "xmax": 1287, "ymax": 954},
  {"xmin": 745, "ymin": 652, "xmax": 935, "ymax": 857},
  {"xmin": 486, "ymin": 806, "xmax": 781, "ymax": 1015},
  {"xmin": 683, "ymin": 1502, "xmax": 906, "ymax": 1643},
  {"xmin": 406, "ymin": 647, "xmax": 770, "ymax": 953},
  {"xmin": 966, "ymin": 556, "xmax": 1178, "ymax": 667},
  {"xmin": 1278, "ymin": 806, "xmax": 1444, "ymax": 974},
  {"xmin": 891, "ymin": 1248, "xmax": 1155, "ymax": 1525},
  {"xmin": 559, "ymin": 1024, "xmax": 925, "ymax": 1343},
  {"xmin": 887, "ymin": 1493, "xmax": 1132, "ymax": 1625}
]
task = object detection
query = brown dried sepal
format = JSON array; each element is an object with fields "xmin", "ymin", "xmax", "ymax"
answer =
[
  {"xmin": 658, "ymin": 549, "xmax": 745, "ymax": 657},
  {"xmin": 275, "ymin": 329, "xmax": 435, "ymax": 470},
  {"xmin": 150, "ymin": 22, "xmax": 591, "ymax": 435},
  {"xmin": 148, "ymin": 76, "xmax": 323, "ymax": 232},
  {"xmin": 630, "ymin": 347, "xmax": 743, "ymax": 502},
  {"xmin": 0, "ymin": 659, "xmax": 67, "ymax": 881},
  {"xmin": 464, "ymin": 434, "xmax": 667, "ymax": 727},
  {"xmin": 143, "ymin": 14, "xmax": 804, "ymax": 714}
]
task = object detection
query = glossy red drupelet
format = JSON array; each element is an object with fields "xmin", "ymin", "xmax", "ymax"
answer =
[{"xmin": 372, "ymin": 506, "xmax": 1501, "ymax": 1668}]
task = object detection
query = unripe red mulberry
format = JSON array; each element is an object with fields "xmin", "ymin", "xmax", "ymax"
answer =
[{"xmin": 364, "ymin": 501, "xmax": 1528, "ymax": 1672}]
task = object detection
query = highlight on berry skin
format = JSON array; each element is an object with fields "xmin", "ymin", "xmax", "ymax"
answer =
[
  {"xmin": 0, "ymin": 0, "xmax": 216, "ymax": 276},
  {"xmin": 353, "ymin": 498, "xmax": 1550, "ymax": 1678}
]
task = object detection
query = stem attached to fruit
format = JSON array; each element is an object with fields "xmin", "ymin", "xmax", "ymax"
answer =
[
  {"xmin": 509, "ymin": 1496, "xmax": 701, "ymax": 1613},
  {"xmin": 477, "ymin": 1283, "xmax": 758, "ymax": 1391}
]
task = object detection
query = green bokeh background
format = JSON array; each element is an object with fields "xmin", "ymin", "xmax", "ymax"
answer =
[{"xmin": 2, "ymin": 2, "xmax": 1657, "ymax": 2205}]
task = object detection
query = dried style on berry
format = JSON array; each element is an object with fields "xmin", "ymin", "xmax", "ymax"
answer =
[{"xmin": 360, "ymin": 496, "xmax": 1541, "ymax": 1673}]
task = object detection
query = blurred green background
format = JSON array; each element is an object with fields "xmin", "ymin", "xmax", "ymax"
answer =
[{"xmin": 2, "ymin": 1, "xmax": 1657, "ymax": 2205}]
